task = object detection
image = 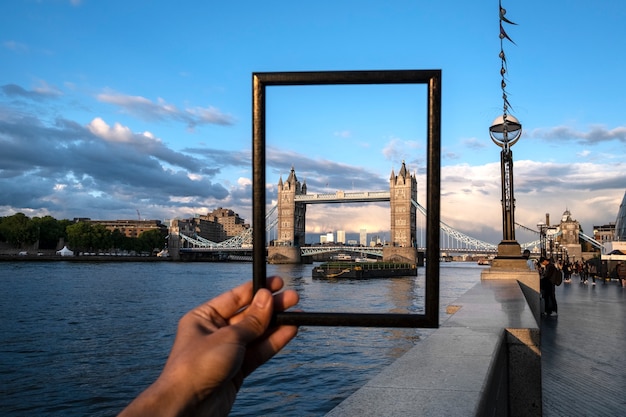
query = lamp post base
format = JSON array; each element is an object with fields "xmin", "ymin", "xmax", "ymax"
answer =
[{"xmin": 490, "ymin": 240, "xmax": 528, "ymax": 270}]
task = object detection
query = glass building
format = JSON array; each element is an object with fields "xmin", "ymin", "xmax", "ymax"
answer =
[{"xmin": 615, "ymin": 191, "xmax": 626, "ymax": 241}]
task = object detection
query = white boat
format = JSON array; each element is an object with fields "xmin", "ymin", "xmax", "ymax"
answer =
[{"xmin": 355, "ymin": 257, "xmax": 377, "ymax": 263}]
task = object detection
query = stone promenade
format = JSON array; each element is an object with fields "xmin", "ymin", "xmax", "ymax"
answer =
[{"xmin": 541, "ymin": 278, "xmax": 625, "ymax": 416}]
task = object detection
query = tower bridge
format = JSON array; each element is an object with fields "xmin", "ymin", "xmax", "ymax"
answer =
[
  {"xmin": 169, "ymin": 163, "xmax": 544, "ymax": 260},
  {"xmin": 268, "ymin": 163, "xmax": 419, "ymax": 264},
  {"xmin": 170, "ymin": 215, "xmax": 560, "ymax": 261}
]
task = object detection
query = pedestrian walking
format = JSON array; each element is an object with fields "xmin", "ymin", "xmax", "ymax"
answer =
[
  {"xmin": 589, "ymin": 261, "xmax": 598, "ymax": 286},
  {"xmin": 540, "ymin": 256, "xmax": 559, "ymax": 317}
]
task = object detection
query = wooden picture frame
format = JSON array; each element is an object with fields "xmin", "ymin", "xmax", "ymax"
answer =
[{"xmin": 252, "ymin": 70, "xmax": 441, "ymax": 327}]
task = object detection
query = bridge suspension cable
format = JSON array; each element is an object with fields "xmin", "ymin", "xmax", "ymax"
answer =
[
  {"xmin": 179, "ymin": 228, "xmax": 253, "ymax": 249},
  {"xmin": 411, "ymin": 199, "xmax": 497, "ymax": 251},
  {"xmin": 579, "ymin": 231, "xmax": 603, "ymax": 251}
]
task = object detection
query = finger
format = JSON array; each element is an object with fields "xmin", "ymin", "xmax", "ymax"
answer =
[
  {"xmin": 265, "ymin": 276, "xmax": 286, "ymax": 292},
  {"xmin": 195, "ymin": 281, "xmax": 255, "ymax": 322},
  {"xmin": 241, "ymin": 324, "xmax": 299, "ymax": 377},
  {"xmin": 239, "ymin": 289, "xmax": 299, "ymax": 377},
  {"xmin": 198, "ymin": 277, "xmax": 285, "ymax": 321},
  {"xmin": 271, "ymin": 289, "xmax": 299, "ymax": 312},
  {"xmin": 227, "ymin": 288, "xmax": 274, "ymax": 343},
  {"xmin": 227, "ymin": 288, "xmax": 298, "ymax": 327}
]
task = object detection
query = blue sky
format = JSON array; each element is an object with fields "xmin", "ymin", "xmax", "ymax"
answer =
[{"xmin": 2, "ymin": 0, "xmax": 625, "ymax": 245}]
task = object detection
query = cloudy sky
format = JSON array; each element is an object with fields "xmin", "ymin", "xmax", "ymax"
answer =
[{"xmin": 2, "ymin": 0, "xmax": 625, "ymax": 245}]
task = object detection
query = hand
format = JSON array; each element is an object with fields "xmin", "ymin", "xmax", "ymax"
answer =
[{"xmin": 118, "ymin": 276, "xmax": 299, "ymax": 417}]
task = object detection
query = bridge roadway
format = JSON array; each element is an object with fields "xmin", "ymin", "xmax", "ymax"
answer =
[
  {"xmin": 180, "ymin": 244, "xmax": 499, "ymax": 256},
  {"xmin": 295, "ymin": 190, "xmax": 391, "ymax": 204}
]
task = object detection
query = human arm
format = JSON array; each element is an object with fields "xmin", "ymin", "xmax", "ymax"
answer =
[{"xmin": 118, "ymin": 276, "xmax": 299, "ymax": 417}]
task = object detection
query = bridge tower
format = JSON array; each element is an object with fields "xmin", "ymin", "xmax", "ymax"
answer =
[
  {"xmin": 384, "ymin": 161, "xmax": 419, "ymax": 263},
  {"xmin": 268, "ymin": 166, "xmax": 306, "ymax": 263}
]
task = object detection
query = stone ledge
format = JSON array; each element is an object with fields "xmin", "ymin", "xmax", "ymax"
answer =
[{"xmin": 325, "ymin": 280, "xmax": 540, "ymax": 417}]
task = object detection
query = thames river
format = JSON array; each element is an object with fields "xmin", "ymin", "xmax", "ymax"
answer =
[{"xmin": 0, "ymin": 261, "xmax": 483, "ymax": 416}]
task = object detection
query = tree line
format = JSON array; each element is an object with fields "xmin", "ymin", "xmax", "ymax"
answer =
[{"xmin": 0, "ymin": 213, "xmax": 167, "ymax": 254}]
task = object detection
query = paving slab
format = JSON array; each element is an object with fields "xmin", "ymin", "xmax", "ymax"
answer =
[{"xmin": 541, "ymin": 278, "xmax": 626, "ymax": 416}]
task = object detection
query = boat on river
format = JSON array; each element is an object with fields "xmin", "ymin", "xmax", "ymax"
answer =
[{"xmin": 312, "ymin": 261, "xmax": 417, "ymax": 279}]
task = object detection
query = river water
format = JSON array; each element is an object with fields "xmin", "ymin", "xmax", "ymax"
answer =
[{"xmin": 0, "ymin": 261, "xmax": 483, "ymax": 416}]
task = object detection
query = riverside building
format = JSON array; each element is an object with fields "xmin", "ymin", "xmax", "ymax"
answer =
[{"xmin": 78, "ymin": 219, "xmax": 167, "ymax": 238}]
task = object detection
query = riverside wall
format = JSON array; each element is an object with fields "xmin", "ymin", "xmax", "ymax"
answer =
[{"xmin": 325, "ymin": 277, "xmax": 541, "ymax": 417}]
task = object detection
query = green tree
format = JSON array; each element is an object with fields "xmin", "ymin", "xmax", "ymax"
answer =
[
  {"xmin": 66, "ymin": 222, "xmax": 114, "ymax": 253},
  {"xmin": 110, "ymin": 229, "xmax": 128, "ymax": 251},
  {"xmin": 91, "ymin": 224, "xmax": 112, "ymax": 252},
  {"xmin": 137, "ymin": 229, "xmax": 167, "ymax": 253},
  {"xmin": 58, "ymin": 219, "xmax": 72, "ymax": 242},
  {"xmin": 32, "ymin": 215, "xmax": 66, "ymax": 249},
  {"xmin": 0, "ymin": 213, "xmax": 38, "ymax": 248},
  {"xmin": 66, "ymin": 221, "xmax": 94, "ymax": 253}
]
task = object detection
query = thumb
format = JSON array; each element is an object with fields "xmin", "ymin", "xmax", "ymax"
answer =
[{"xmin": 231, "ymin": 289, "xmax": 273, "ymax": 343}]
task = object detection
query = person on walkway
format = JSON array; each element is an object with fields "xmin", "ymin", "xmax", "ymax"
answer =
[
  {"xmin": 575, "ymin": 260, "xmax": 584, "ymax": 283},
  {"xmin": 540, "ymin": 256, "xmax": 558, "ymax": 317},
  {"xmin": 563, "ymin": 261, "xmax": 572, "ymax": 283},
  {"xmin": 588, "ymin": 261, "xmax": 598, "ymax": 286},
  {"xmin": 523, "ymin": 249, "xmax": 535, "ymax": 271},
  {"xmin": 118, "ymin": 276, "xmax": 299, "ymax": 417},
  {"xmin": 617, "ymin": 261, "xmax": 626, "ymax": 288}
]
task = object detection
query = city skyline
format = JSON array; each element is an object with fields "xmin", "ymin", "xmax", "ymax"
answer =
[{"xmin": 2, "ymin": 1, "xmax": 625, "ymax": 245}]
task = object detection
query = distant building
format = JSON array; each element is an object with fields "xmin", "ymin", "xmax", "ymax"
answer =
[
  {"xmin": 275, "ymin": 167, "xmax": 306, "ymax": 247},
  {"xmin": 336, "ymin": 230, "xmax": 346, "ymax": 244},
  {"xmin": 359, "ymin": 229, "xmax": 367, "ymax": 246},
  {"xmin": 593, "ymin": 223, "xmax": 616, "ymax": 243},
  {"xmin": 556, "ymin": 209, "xmax": 582, "ymax": 261},
  {"xmin": 81, "ymin": 219, "xmax": 167, "ymax": 238},
  {"xmin": 601, "ymin": 191, "xmax": 626, "ymax": 262},
  {"xmin": 558, "ymin": 210, "xmax": 580, "ymax": 245},
  {"xmin": 199, "ymin": 208, "xmax": 249, "ymax": 241},
  {"xmin": 171, "ymin": 208, "xmax": 249, "ymax": 243},
  {"xmin": 389, "ymin": 161, "xmax": 417, "ymax": 247}
]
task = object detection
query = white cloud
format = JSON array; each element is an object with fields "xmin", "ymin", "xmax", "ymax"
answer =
[
  {"xmin": 32, "ymin": 80, "xmax": 63, "ymax": 97},
  {"xmin": 96, "ymin": 90, "xmax": 234, "ymax": 128},
  {"xmin": 527, "ymin": 124, "xmax": 626, "ymax": 145},
  {"xmin": 434, "ymin": 159, "xmax": 625, "ymax": 243},
  {"xmin": 382, "ymin": 138, "xmax": 421, "ymax": 162},
  {"xmin": 88, "ymin": 117, "xmax": 134, "ymax": 142},
  {"xmin": 238, "ymin": 177, "xmax": 252, "ymax": 187}
]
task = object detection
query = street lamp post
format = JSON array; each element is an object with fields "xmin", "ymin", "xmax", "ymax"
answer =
[
  {"xmin": 549, "ymin": 234, "xmax": 555, "ymax": 260},
  {"xmin": 486, "ymin": 1, "xmax": 527, "ymax": 268},
  {"xmin": 490, "ymin": 115, "xmax": 523, "ymax": 244},
  {"xmin": 537, "ymin": 222, "xmax": 546, "ymax": 258}
]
